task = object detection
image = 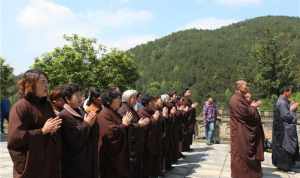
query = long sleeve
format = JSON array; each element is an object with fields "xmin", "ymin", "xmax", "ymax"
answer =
[
  {"xmin": 7, "ymin": 102, "xmax": 44, "ymax": 151},
  {"xmin": 229, "ymin": 95, "xmax": 257, "ymax": 123},
  {"xmin": 98, "ymin": 112, "xmax": 127, "ymax": 155},
  {"xmin": 277, "ymin": 101, "xmax": 297, "ymax": 124},
  {"xmin": 60, "ymin": 114, "xmax": 91, "ymax": 152}
]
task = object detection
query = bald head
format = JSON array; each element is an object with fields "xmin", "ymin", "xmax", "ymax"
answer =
[{"xmin": 235, "ymin": 80, "xmax": 249, "ymax": 94}]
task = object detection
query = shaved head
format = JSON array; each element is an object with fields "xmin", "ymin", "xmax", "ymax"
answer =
[{"xmin": 235, "ymin": 80, "xmax": 249, "ymax": 94}]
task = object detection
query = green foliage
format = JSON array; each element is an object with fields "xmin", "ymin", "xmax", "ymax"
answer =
[
  {"xmin": 260, "ymin": 92, "xmax": 300, "ymax": 111},
  {"xmin": 253, "ymin": 29, "xmax": 296, "ymax": 98},
  {"xmin": 97, "ymin": 50, "xmax": 139, "ymax": 90},
  {"xmin": 129, "ymin": 16, "xmax": 300, "ymax": 106},
  {"xmin": 0, "ymin": 57, "xmax": 16, "ymax": 99},
  {"xmin": 291, "ymin": 92, "xmax": 300, "ymax": 104},
  {"xmin": 33, "ymin": 34, "xmax": 139, "ymax": 90}
]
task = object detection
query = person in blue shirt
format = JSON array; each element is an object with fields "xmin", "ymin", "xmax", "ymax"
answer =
[{"xmin": 1, "ymin": 97, "xmax": 10, "ymax": 134}]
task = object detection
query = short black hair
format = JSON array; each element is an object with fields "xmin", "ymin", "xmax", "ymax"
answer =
[
  {"xmin": 101, "ymin": 89, "xmax": 121, "ymax": 107},
  {"xmin": 141, "ymin": 94, "xmax": 154, "ymax": 106},
  {"xmin": 49, "ymin": 85, "xmax": 64, "ymax": 102},
  {"xmin": 62, "ymin": 84, "xmax": 81, "ymax": 102},
  {"xmin": 280, "ymin": 86, "xmax": 293, "ymax": 94},
  {"xmin": 86, "ymin": 88, "xmax": 101, "ymax": 106}
]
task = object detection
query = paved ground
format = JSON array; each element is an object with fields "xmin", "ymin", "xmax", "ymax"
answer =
[
  {"xmin": 165, "ymin": 143, "xmax": 300, "ymax": 178},
  {"xmin": 1, "ymin": 138, "xmax": 299, "ymax": 178}
]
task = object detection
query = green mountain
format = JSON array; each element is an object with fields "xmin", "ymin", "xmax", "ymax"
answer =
[{"xmin": 129, "ymin": 16, "xmax": 300, "ymax": 105}]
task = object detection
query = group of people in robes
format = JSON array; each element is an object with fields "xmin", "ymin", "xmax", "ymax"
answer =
[
  {"xmin": 229, "ymin": 80, "xmax": 299, "ymax": 178},
  {"xmin": 7, "ymin": 69, "xmax": 198, "ymax": 178}
]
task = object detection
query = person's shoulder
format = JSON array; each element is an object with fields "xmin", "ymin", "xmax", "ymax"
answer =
[
  {"xmin": 58, "ymin": 109, "xmax": 68, "ymax": 117},
  {"xmin": 276, "ymin": 97, "xmax": 287, "ymax": 106},
  {"xmin": 99, "ymin": 107, "xmax": 113, "ymax": 117},
  {"xmin": 10, "ymin": 98, "xmax": 32, "ymax": 115},
  {"xmin": 118, "ymin": 103, "xmax": 129, "ymax": 112},
  {"xmin": 229, "ymin": 93, "xmax": 237, "ymax": 102},
  {"xmin": 12, "ymin": 98, "xmax": 30, "ymax": 108}
]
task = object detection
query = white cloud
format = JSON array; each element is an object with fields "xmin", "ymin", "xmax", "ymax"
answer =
[
  {"xmin": 181, "ymin": 17, "xmax": 238, "ymax": 30},
  {"xmin": 17, "ymin": 0, "xmax": 98, "ymax": 54},
  {"xmin": 84, "ymin": 8, "xmax": 153, "ymax": 29},
  {"xmin": 105, "ymin": 35, "xmax": 157, "ymax": 50},
  {"xmin": 17, "ymin": 0, "xmax": 153, "ymax": 56}
]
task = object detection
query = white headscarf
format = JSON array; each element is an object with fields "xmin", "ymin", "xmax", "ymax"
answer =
[
  {"xmin": 122, "ymin": 89, "xmax": 138, "ymax": 102},
  {"xmin": 161, "ymin": 94, "xmax": 170, "ymax": 103}
]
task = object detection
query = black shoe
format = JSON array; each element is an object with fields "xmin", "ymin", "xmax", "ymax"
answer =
[{"xmin": 166, "ymin": 165, "xmax": 174, "ymax": 170}]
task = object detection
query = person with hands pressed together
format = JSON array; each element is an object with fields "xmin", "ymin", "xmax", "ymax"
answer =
[
  {"xmin": 59, "ymin": 84, "xmax": 99, "ymax": 178},
  {"xmin": 138, "ymin": 95, "xmax": 163, "ymax": 178},
  {"xmin": 98, "ymin": 89, "xmax": 134, "ymax": 178},
  {"xmin": 229, "ymin": 80, "xmax": 265, "ymax": 178},
  {"xmin": 272, "ymin": 86, "xmax": 299, "ymax": 172},
  {"xmin": 7, "ymin": 69, "xmax": 62, "ymax": 178},
  {"xmin": 117, "ymin": 89, "xmax": 150, "ymax": 178}
]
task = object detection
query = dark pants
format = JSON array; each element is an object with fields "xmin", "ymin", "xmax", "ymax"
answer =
[{"xmin": 1, "ymin": 112, "xmax": 9, "ymax": 133}]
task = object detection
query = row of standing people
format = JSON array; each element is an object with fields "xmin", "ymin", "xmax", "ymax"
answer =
[{"xmin": 7, "ymin": 69, "xmax": 198, "ymax": 178}]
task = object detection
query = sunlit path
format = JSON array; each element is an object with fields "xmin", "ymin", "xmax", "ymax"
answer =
[{"xmin": 165, "ymin": 142, "xmax": 300, "ymax": 178}]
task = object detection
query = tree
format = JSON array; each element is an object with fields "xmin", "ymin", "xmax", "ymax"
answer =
[
  {"xmin": 253, "ymin": 30, "xmax": 296, "ymax": 97},
  {"xmin": 0, "ymin": 57, "xmax": 15, "ymax": 99},
  {"xmin": 129, "ymin": 16, "xmax": 300, "ymax": 107},
  {"xmin": 98, "ymin": 50, "xmax": 139, "ymax": 90},
  {"xmin": 33, "ymin": 34, "xmax": 139, "ymax": 90}
]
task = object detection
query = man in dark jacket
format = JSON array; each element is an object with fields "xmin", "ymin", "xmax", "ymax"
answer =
[{"xmin": 272, "ymin": 86, "xmax": 299, "ymax": 171}]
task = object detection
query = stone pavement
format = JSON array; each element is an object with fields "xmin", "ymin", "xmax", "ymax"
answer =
[
  {"xmin": 165, "ymin": 143, "xmax": 300, "ymax": 178},
  {"xmin": 0, "ymin": 141, "xmax": 12, "ymax": 178},
  {"xmin": 0, "ymin": 139, "xmax": 299, "ymax": 178}
]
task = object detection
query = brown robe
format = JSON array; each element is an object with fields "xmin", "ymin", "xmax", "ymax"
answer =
[
  {"xmin": 7, "ymin": 97, "xmax": 62, "ymax": 178},
  {"xmin": 118, "ymin": 102, "xmax": 145, "ymax": 178},
  {"xmin": 229, "ymin": 92, "xmax": 265, "ymax": 178},
  {"xmin": 98, "ymin": 106, "xmax": 129, "ymax": 178},
  {"xmin": 59, "ymin": 105, "xmax": 99, "ymax": 178},
  {"xmin": 172, "ymin": 110, "xmax": 184, "ymax": 160},
  {"xmin": 163, "ymin": 113, "xmax": 175, "ymax": 169},
  {"xmin": 138, "ymin": 107, "xmax": 163, "ymax": 177},
  {"xmin": 182, "ymin": 107, "xmax": 196, "ymax": 151}
]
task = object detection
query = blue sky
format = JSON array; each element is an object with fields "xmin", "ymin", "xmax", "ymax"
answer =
[{"xmin": 1, "ymin": 0, "xmax": 299, "ymax": 74}]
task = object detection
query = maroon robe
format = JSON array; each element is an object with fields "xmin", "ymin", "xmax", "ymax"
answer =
[
  {"xmin": 163, "ymin": 114, "xmax": 175, "ymax": 169},
  {"xmin": 229, "ymin": 92, "xmax": 265, "ymax": 178},
  {"xmin": 118, "ymin": 102, "xmax": 145, "ymax": 178},
  {"xmin": 182, "ymin": 107, "xmax": 196, "ymax": 151},
  {"xmin": 59, "ymin": 106, "xmax": 99, "ymax": 178},
  {"xmin": 7, "ymin": 97, "xmax": 62, "ymax": 178},
  {"xmin": 98, "ymin": 106, "xmax": 129, "ymax": 178},
  {"xmin": 172, "ymin": 110, "xmax": 184, "ymax": 160},
  {"xmin": 138, "ymin": 107, "xmax": 163, "ymax": 177},
  {"xmin": 170, "ymin": 115, "xmax": 179, "ymax": 162}
]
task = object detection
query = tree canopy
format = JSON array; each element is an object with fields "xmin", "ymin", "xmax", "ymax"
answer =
[
  {"xmin": 33, "ymin": 34, "xmax": 139, "ymax": 91},
  {"xmin": 0, "ymin": 57, "xmax": 16, "ymax": 99}
]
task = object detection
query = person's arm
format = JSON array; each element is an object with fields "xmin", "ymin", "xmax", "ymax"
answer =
[
  {"xmin": 7, "ymin": 104, "xmax": 44, "ymax": 151},
  {"xmin": 98, "ymin": 113, "xmax": 127, "ymax": 154},
  {"xmin": 277, "ymin": 101, "xmax": 297, "ymax": 124},
  {"xmin": 60, "ymin": 114, "xmax": 91, "ymax": 151},
  {"xmin": 230, "ymin": 97, "xmax": 257, "ymax": 122}
]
